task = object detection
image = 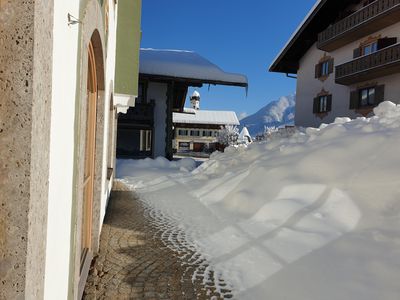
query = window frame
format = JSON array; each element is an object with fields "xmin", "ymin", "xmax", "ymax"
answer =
[
  {"xmin": 321, "ymin": 61, "xmax": 330, "ymax": 76},
  {"xmin": 318, "ymin": 95, "xmax": 329, "ymax": 113},
  {"xmin": 139, "ymin": 129, "xmax": 152, "ymax": 152},
  {"xmin": 190, "ymin": 130, "xmax": 200, "ymax": 137},
  {"xmin": 349, "ymin": 85, "xmax": 385, "ymax": 111},
  {"xmin": 361, "ymin": 42, "xmax": 378, "ymax": 56},
  {"xmin": 202, "ymin": 130, "xmax": 213, "ymax": 137},
  {"xmin": 359, "ymin": 87, "xmax": 376, "ymax": 107},
  {"xmin": 315, "ymin": 57, "xmax": 334, "ymax": 80},
  {"xmin": 178, "ymin": 129, "xmax": 188, "ymax": 136},
  {"xmin": 313, "ymin": 93, "xmax": 332, "ymax": 115}
]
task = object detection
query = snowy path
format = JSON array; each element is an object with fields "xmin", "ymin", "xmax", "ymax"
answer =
[
  {"xmin": 120, "ymin": 170, "xmax": 361, "ymax": 298},
  {"xmin": 117, "ymin": 102, "xmax": 400, "ymax": 300}
]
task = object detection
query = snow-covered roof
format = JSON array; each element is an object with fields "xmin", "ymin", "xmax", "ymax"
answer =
[
  {"xmin": 140, "ymin": 49, "xmax": 248, "ymax": 88},
  {"xmin": 173, "ymin": 109, "xmax": 240, "ymax": 126},
  {"xmin": 239, "ymin": 127, "xmax": 251, "ymax": 139}
]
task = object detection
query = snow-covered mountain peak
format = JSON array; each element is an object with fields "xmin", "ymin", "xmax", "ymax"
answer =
[{"xmin": 240, "ymin": 94, "xmax": 296, "ymax": 136}]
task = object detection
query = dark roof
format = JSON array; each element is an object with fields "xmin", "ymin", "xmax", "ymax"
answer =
[{"xmin": 269, "ymin": 0, "xmax": 359, "ymax": 74}]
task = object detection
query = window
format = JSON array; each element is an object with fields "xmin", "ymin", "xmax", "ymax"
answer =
[
  {"xmin": 360, "ymin": 87, "xmax": 375, "ymax": 106},
  {"xmin": 190, "ymin": 130, "xmax": 200, "ymax": 137},
  {"xmin": 313, "ymin": 94, "xmax": 332, "ymax": 114},
  {"xmin": 203, "ymin": 130, "xmax": 213, "ymax": 137},
  {"xmin": 350, "ymin": 85, "xmax": 385, "ymax": 109},
  {"xmin": 315, "ymin": 58, "xmax": 334, "ymax": 79},
  {"xmin": 178, "ymin": 129, "xmax": 188, "ymax": 136},
  {"xmin": 319, "ymin": 96, "xmax": 328, "ymax": 113},
  {"xmin": 140, "ymin": 130, "xmax": 152, "ymax": 151},
  {"xmin": 362, "ymin": 42, "xmax": 377, "ymax": 56},
  {"xmin": 353, "ymin": 37, "xmax": 397, "ymax": 58},
  {"xmin": 321, "ymin": 61, "xmax": 330, "ymax": 76}
]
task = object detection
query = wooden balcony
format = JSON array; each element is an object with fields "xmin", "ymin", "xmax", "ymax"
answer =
[
  {"xmin": 335, "ymin": 43, "xmax": 400, "ymax": 85},
  {"xmin": 117, "ymin": 101, "xmax": 155, "ymax": 126},
  {"xmin": 318, "ymin": 0, "xmax": 400, "ymax": 52}
]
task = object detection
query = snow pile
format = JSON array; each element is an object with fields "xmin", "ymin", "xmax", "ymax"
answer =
[
  {"xmin": 116, "ymin": 157, "xmax": 196, "ymax": 189},
  {"xmin": 117, "ymin": 102, "xmax": 400, "ymax": 300}
]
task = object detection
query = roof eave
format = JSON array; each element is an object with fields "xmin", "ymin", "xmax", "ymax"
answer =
[
  {"xmin": 139, "ymin": 73, "xmax": 248, "ymax": 88},
  {"xmin": 269, "ymin": 0, "xmax": 327, "ymax": 74}
]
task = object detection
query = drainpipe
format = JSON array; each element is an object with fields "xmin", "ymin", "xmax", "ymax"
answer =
[{"xmin": 286, "ymin": 73, "xmax": 297, "ymax": 79}]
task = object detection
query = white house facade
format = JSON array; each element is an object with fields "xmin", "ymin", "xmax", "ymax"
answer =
[{"xmin": 270, "ymin": 0, "xmax": 400, "ymax": 128}]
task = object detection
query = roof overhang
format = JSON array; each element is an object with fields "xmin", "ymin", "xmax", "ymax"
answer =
[
  {"xmin": 139, "ymin": 49, "xmax": 248, "ymax": 88},
  {"xmin": 269, "ymin": 0, "xmax": 359, "ymax": 74}
]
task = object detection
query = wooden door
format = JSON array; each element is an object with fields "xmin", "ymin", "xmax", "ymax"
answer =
[
  {"xmin": 81, "ymin": 41, "xmax": 97, "ymax": 271},
  {"xmin": 193, "ymin": 143, "xmax": 204, "ymax": 152}
]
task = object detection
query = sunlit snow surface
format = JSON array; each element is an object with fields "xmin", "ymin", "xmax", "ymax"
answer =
[{"xmin": 117, "ymin": 102, "xmax": 400, "ymax": 300}]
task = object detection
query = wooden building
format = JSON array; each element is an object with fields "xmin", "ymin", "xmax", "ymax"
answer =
[{"xmin": 117, "ymin": 49, "xmax": 248, "ymax": 160}]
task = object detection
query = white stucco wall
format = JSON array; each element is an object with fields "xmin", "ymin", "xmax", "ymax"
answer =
[
  {"xmin": 148, "ymin": 82, "xmax": 168, "ymax": 157},
  {"xmin": 44, "ymin": 1, "xmax": 80, "ymax": 298},
  {"xmin": 296, "ymin": 22, "xmax": 400, "ymax": 128},
  {"xmin": 44, "ymin": 0, "xmax": 118, "ymax": 298}
]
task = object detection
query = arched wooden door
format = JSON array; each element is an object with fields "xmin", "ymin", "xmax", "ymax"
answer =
[{"xmin": 81, "ymin": 41, "xmax": 97, "ymax": 272}]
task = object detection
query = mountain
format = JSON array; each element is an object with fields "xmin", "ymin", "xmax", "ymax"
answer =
[{"xmin": 240, "ymin": 95, "xmax": 296, "ymax": 136}]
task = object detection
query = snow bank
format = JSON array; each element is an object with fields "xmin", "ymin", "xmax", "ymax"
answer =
[
  {"xmin": 117, "ymin": 156, "xmax": 196, "ymax": 174},
  {"xmin": 116, "ymin": 157, "xmax": 196, "ymax": 189},
  {"xmin": 117, "ymin": 102, "xmax": 400, "ymax": 300}
]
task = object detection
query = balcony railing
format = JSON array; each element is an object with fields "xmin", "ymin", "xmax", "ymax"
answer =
[
  {"xmin": 118, "ymin": 101, "xmax": 155, "ymax": 125},
  {"xmin": 318, "ymin": 0, "xmax": 400, "ymax": 51},
  {"xmin": 335, "ymin": 43, "xmax": 400, "ymax": 85}
]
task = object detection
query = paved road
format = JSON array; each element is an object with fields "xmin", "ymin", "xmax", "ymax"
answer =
[{"xmin": 84, "ymin": 187, "xmax": 231, "ymax": 299}]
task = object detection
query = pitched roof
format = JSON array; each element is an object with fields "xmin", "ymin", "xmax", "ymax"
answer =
[
  {"xmin": 140, "ymin": 49, "xmax": 248, "ymax": 88},
  {"xmin": 173, "ymin": 109, "xmax": 240, "ymax": 126},
  {"xmin": 269, "ymin": 0, "xmax": 359, "ymax": 74}
]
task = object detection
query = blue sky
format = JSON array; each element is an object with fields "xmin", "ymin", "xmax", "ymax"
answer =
[{"xmin": 140, "ymin": 0, "xmax": 316, "ymax": 118}]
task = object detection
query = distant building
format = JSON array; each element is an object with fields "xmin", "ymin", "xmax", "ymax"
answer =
[
  {"xmin": 270, "ymin": 0, "xmax": 400, "ymax": 128},
  {"xmin": 238, "ymin": 127, "xmax": 253, "ymax": 144},
  {"xmin": 173, "ymin": 91, "xmax": 240, "ymax": 153},
  {"xmin": 117, "ymin": 49, "xmax": 248, "ymax": 159}
]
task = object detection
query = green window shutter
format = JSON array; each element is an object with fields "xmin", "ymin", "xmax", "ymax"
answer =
[
  {"xmin": 313, "ymin": 97, "xmax": 319, "ymax": 113},
  {"xmin": 327, "ymin": 95, "xmax": 333, "ymax": 112},
  {"xmin": 328, "ymin": 59, "xmax": 334, "ymax": 74},
  {"xmin": 353, "ymin": 48, "xmax": 361, "ymax": 59},
  {"xmin": 349, "ymin": 91, "xmax": 359, "ymax": 109},
  {"xmin": 315, "ymin": 63, "xmax": 321, "ymax": 78},
  {"xmin": 375, "ymin": 85, "xmax": 385, "ymax": 104}
]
